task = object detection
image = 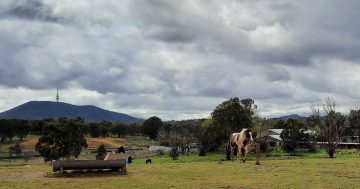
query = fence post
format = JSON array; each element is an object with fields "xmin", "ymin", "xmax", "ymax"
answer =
[{"xmin": 256, "ymin": 143, "xmax": 260, "ymax": 165}]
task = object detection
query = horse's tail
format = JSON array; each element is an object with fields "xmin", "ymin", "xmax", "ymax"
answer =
[{"xmin": 226, "ymin": 136, "xmax": 232, "ymax": 160}]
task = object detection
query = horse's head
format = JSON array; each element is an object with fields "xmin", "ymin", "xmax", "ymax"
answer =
[{"xmin": 244, "ymin": 128, "xmax": 254, "ymax": 144}]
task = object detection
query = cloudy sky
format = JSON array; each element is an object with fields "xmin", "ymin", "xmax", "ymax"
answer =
[{"xmin": 1, "ymin": 0, "xmax": 360, "ymax": 120}]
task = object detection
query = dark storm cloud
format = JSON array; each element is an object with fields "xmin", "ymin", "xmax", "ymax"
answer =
[
  {"xmin": 276, "ymin": 1, "xmax": 360, "ymax": 65},
  {"xmin": 264, "ymin": 66, "xmax": 290, "ymax": 82},
  {"xmin": 2, "ymin": 0, "xmax": 60, "ymax": 22},
  {"xmin": 147, "ymin": 26, "xmax": 196, "ymax": 43},
  {"xmin": 0, "ymin": 35, "xmax": 30, "ymax": 87},
  {"xmin": 130, "ymin": 0, "xmax": 207, "ymax": 44}
]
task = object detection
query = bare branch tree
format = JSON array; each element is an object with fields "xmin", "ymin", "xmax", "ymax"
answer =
[{"xmin": 310, "ymin": 98, "xmax": 345, "ymax": 158}]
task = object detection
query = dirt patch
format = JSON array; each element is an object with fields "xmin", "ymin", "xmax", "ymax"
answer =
[
  {"xmin": 19, "ymin": 138, "xmax": 127, "ymax": 150},
  {"xmin": 86, "ymin": 138, "xmax": 126, "ymax": 148},
  {"xmin": 20, "ymin": 139, "xmax": 37, "ymax": 150}
]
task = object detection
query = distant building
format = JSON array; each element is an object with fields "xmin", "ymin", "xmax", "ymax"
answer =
[
  {"xmin": 257, "ymin": 129, "xmax": 316, "ymax": 148},
  {"xmin": 257, "ymin": 128, "xmax": 358, "ymax": 149},
  {"xmin": 257, "ymin": 129, "xmax": 283, "ymax": 148}
]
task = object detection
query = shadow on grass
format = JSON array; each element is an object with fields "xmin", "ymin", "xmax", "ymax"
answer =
[{"xmin": 46, "ymin": 169, "xmax": 126, "ymax": 178}]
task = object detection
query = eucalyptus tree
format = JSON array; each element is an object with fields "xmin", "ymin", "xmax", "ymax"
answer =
[
  {"xmin": 280, "ymin": 119, "xmax": 309, "ymax": 153},
  {"xmin": 349, "ymin": 108, "xmax": 360, "ymax": 151},
  {"xmin": 143, "ymin": 116, "xmax": 163, "ymax": 139},
  {"xmin": 36, "ymin": 118, "xmax": 87, "ymax": 162},
  {"xmin": 199, "ymin": 97, "xmax": 256, "ymax": 152}
]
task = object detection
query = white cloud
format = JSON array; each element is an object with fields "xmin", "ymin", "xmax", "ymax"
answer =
[{"xmin": 249, "ymin": 23, "xmax": 292, "ymax": 48}]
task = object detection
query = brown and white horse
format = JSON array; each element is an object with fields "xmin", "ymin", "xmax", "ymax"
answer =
[{"xmin": 227, "ymin": 128, "xmax": 253, "ymax": 163}]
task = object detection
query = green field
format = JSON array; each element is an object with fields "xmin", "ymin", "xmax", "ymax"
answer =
[{"xmin": 0, "ymin": 151, "xmax": 359, "ymax": 189}]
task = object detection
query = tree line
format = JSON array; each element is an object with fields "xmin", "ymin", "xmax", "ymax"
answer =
[
  {"xmin": 0, "ymin": 118, "xmax": 144, "ymax": 143},
  {"xmin": 152, "ymin": 97, "xmax": 360, "ymax": 158},
  {"xmin": 1, "ymin": 97, "xmax": 359, "ymax": 161},
  {"xmin": 264, "ymin": 98, "xmax": 360, "ymax": 158},
  {"xmin": 0, "ymin": 119, "xmax": 30, "ymax": 143}
]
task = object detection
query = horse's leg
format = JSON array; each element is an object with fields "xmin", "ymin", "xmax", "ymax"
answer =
[
  {"xmin": 240, "ymin": 147, "xmax": 245, "ymax": 163},
  {"xmin": 243, "ymin": 145, "xmax": 249, "ymax": 163},
  {"xmin": 236, "ymin": 144, "xmax": 242, "ymax": 162},
  {"xmin": 236, "ymin": 145, "xmax": 240, "ymax": 162},
  {"xmin": 236, "ymin": 149, "xmax": 240, "ymax": 162}
]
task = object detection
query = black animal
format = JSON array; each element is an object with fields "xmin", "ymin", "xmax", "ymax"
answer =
[
  {"xmin": 128, "ymin": 156, "xmax": 133, "ymax": 164},
  {"xmin": 145, "ymin": 159, "xmax": 152, "ymax": 164},
  {"xmin": 118, "ymin": 146, "xmax": 125, "ymax": 153}
]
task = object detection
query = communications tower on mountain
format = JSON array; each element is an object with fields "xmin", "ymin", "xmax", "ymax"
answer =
[{"xmin": 56, "ymin": 88, "xmax": 60, "ymax": 102}]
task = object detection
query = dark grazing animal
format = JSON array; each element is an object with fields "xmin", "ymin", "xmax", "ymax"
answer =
[
  {"xmin": 128, "ymin": 156, "xmax": 133, "ymax": 164},
  {"xmin": 118, "ymin": 146, "xmax": 125, "ymax": 153},
  {"xmin": 145, "ymin": 159, "xmax": 152, "ymax": 164}
]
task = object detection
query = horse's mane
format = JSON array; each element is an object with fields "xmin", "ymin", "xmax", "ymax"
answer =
[{"xmin": 240, "ymin": 128, "xmax": 251, "ymax": 139}]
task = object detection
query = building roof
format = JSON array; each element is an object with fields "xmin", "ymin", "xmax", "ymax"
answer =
[
  {"xmin": 269, "ymin": 129, "xmax": 316, "ymax": 135},
  {"xmin": 269, "ymin": 135, "xmax": 282, "ymax": 141},
  {"xmin": 258, "ymin": 134, "xmax": 283, "ymax": 142},
  {"xmin": 268, "ymin": 129, "xmax": 283, "ymax": 134}
]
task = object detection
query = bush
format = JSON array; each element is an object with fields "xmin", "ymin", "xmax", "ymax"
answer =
[
  {"xmin": 13, "ymin": 142, "xmax": 22, "ymax": 155},
  {"xmin": 8, "ymin": 146, "xmax": 14, "ymax": 157},
  {"xmin": 308, "ymin": 144, "xmax": 318, "ymax": 153},
  {"xmin": 282, "ymin": 143, "xmax": 296, "ymax": 153},
  {"xmin": 45, "ymin": 150, "xmax": 60, "ymax": 162},
  {"xmin": 8, "ymin": 142, "xmax": 22, "ymax": 156},
  {"xmin": 198, "ymin": 145, "xmax": 207, "ymax": 156},
  {"xmin": 96, "ymin": 144, "xmax": 107, "ymax": 160},
  {"xmin": 36, "ymin": 118, "xmax": 87, "ymax": 162},
  {"xmin": 156, "ymin": 149, "xmax": 166, "ymax": 155},
  {"xmin": 260, "ymin": 142, "xmax": 268, "ymax": 152},
  {"xmin": 159, "ymin": 140, "xmax": 170, "ymax": 146},
  {"xmin": 169, "ymin": 147, "xmax": 179, "ymax": 160}
]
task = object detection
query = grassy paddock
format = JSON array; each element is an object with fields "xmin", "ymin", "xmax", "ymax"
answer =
[{"xmin": 0, "ymin": 153, "xmax": 359, "ymax": 189}]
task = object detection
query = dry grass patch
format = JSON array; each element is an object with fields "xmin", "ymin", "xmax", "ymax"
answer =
[
  {"xmin": 1, "ymin": 157, "xmax": 360, "ymax": 189},
  {"xmin": 86, "ymin": 138, "xmax": 126, "ymax": 148}
]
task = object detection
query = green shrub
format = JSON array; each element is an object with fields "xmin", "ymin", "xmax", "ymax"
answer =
[
  {"xmin": 198, "ymin": 145, "xmax": 207, "ymax": 156},
  {"xmin": 96, "ymin": 144, "xmax": 107, "ymax": 160},
  {"xmin": 308, "ymin": 144, "xmax": 318, "ymax": 153},
  {"xmin": 13, "ymin": 142, "xmax": 22, "ymax": 155},
  {"xmin": 170, "ymin": 147, "xmax": 179, "ymax": 160},
  {"xmin": 8, "ymin": 142, "xmax": 22, "ymax": 156}
]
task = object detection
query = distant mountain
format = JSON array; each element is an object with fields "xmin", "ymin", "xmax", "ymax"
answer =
[
  {"xmin": 271, "ymin": 114, "xmax": 304, "ymax": 121},
  {"xmin": 0, "ymin": 101, "xmax": 142, "ymax": 123}
]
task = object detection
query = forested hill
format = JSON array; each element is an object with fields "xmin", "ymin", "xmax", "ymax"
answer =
[
  {"xmin": 0, "ymin": 101, "xmax": 142, "ymax": 123},
  {"xmin": 271, "ymin": 114, "xmax": 304, "ymax": 121}
]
